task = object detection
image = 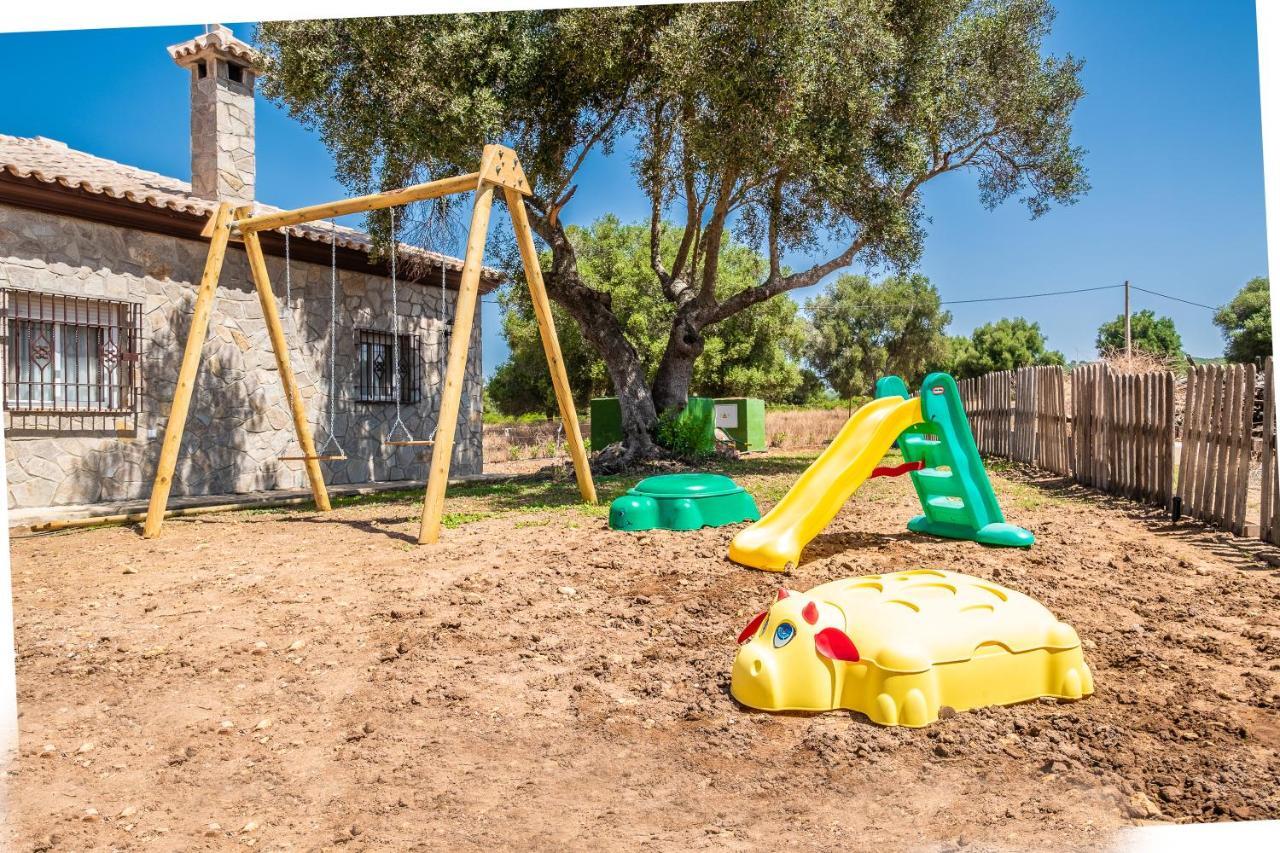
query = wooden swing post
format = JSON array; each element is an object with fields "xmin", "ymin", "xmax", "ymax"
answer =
[
  {"xmin": 143, "ymin": 202, "xmax": 235, "ymax": 539},
  {"xmin": 503, "ymin": 186, "xmax": 596, "ymax": 506},
  {"xmin": 417, "ymin": 177, "xmax": 497, "ymax": 544},
  {"xmin": 142, "ymin": 144, "xmax": 596, "ymax": 543}
]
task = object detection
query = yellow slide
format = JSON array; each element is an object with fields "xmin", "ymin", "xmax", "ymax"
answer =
[{"xmin": 729, "ymin": 395, "xmax": 923, "ymax": 572}]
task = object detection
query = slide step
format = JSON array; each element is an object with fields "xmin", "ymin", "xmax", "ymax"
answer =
[
  {"xmin": 924, "ymin": 494, "xmax": 974, "ymax": 525},
  {"xmin": 901, "ymin": 436, "xmax": 942, "ymax": 449},
  {"xmin": 914, "ymin": 467, "xmax": 965, "ymax": 499}
]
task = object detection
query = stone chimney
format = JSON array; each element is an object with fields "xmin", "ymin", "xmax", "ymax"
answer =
[{"xmin": 167, "ymin": 25, "xmax": 260, "ymax": 204}]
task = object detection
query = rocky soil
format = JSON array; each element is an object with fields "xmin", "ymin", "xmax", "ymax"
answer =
[{"xmin": 4, "ymin": 460, "xmax": 1279, "ymax": 851}]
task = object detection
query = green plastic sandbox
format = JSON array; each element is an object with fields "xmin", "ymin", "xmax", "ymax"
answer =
[{"xmin": 608, "ymin": 473, "xmax": 760, "ymax": 532}]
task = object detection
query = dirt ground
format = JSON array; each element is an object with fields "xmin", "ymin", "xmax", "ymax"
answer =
[{"xmin": 4, "ymin": 453, "xmax": 1280, "ymax": 852}]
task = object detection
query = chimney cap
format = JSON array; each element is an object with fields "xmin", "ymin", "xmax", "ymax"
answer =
[{"xmin": 167, "ymin": 24, "xmax": 260, "ymax": 70}]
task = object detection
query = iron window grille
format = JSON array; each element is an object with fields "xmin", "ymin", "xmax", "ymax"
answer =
[
  {"xmin": 355, "ymin": 328, "xmax": 421, "ymax": 404},
  {"xmin": 2, "ymin": 289, "xmax": 141, "ymax": 415}
]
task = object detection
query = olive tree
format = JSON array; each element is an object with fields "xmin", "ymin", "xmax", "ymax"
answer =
[{"xmin": 258, "ymin": 0, "xmax": 1087, "ymax": 455}]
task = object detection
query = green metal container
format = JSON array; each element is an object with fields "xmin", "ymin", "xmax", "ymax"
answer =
[
  {"xmin": 609, "ymin": 473, "xmax": 760, "ymax": 531},
  {"xmin": 714, "ymin": 397, "xmax": 766, "ymax": 452},
  {"xmin": 590, "ymin": 397, "xmax": 624, "ymax": 449}
]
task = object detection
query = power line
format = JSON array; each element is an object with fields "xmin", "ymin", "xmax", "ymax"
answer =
[
  {"xmin": 940, "ymin": 284, "xmax": 1121, "ymax": 305},
  {"xmin": 477, "ymin": 282, "xmax": 1221, "ymax": 312},
  {"xmin": 1131, "ymin": 285, "xmax": 1218, "ymax": 312}
]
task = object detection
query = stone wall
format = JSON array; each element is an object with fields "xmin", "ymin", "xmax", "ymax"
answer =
[{"xmin": 0, "ymin": 203, "xmax": 484, "ymax": 510}]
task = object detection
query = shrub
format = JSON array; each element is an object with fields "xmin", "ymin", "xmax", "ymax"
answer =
[{"xmin": 655, "ymin": 406, "xmax": 714, "ymax": 461}]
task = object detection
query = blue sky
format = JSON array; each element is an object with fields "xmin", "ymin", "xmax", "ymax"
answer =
[{"xmin": 0, "ymin": 1, "xmax": 1267, "ymax": 374}]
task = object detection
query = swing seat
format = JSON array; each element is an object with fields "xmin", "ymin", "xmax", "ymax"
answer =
[
  {"xmin": 385, "ymin": 439, "xmax": 435, "ymax": 447},
  {"xmin": 280, "ymin": 453, "xmax": 348, "ymax": 462}
]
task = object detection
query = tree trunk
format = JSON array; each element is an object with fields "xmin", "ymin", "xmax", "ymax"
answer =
[
  {"xmin": 531, "ymin": 210, "xmax": 659, "ymax": 454},
  {"xmin": 651, "ymin": 311, "xmax": 704, "ymax": 413}
]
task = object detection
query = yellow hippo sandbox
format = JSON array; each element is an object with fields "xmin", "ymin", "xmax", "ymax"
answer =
[{"xmin": 730, "ymin": 569, "xmax": 1093, "ymax": 727}]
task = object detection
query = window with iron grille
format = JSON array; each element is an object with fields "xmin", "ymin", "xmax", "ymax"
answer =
[
  {"xmin": 2, "ymin": 289, "xmax": 141, "ymax": 414},
  {"xmin": 355, "ymin": 329, "xmax": 421, "ymax": 404}
]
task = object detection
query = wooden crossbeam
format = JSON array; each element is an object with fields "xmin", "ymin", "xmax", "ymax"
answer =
[{"xmin": 233, "ymin": 172, "xmax": 480, "ymax": 234}]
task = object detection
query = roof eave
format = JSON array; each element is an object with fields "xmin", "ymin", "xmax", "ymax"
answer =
[{"xmin": 0, "ymin": 171, "xmax": 505, "ymax": 292}]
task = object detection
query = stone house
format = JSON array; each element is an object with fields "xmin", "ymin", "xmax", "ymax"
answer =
[{"xmin": 0, "ymin": 26, "xmax": 496, "ymax": 512}]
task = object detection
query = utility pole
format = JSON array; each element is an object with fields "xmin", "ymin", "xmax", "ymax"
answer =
[{"xmin": 1123, "ymin": 280, "xmax": 1131, "ymax": 359}]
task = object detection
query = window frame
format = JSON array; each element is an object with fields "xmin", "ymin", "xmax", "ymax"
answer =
[
  {"xmin": 2, "ymin": 289, "xmax": 141, "ymax": 416},
  {"xmin": 354, "ymin": 328, "xmax": 421, "ymax": 405}
]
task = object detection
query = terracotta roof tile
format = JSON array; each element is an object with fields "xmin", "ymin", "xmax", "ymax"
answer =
[{"xmin": 0, "ymin": 133, "xmax": 490, "ymax": 277}]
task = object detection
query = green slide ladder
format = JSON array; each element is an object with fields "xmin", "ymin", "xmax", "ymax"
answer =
[{"xmin": 874, "ymin": 372, "xmax": 1033, "ymax": 548}]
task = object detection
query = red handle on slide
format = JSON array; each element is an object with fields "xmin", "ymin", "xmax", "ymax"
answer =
[{"xmin": 869, "ymin": 460, "xmax": 925, "ymax": 479}]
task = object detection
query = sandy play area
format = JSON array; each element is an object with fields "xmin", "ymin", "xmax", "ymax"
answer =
[{"xmin": 4, "ymin": 453, "xmax": 1279, "ymax": 851}]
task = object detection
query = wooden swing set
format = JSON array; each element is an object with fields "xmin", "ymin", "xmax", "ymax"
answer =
[{"xmin": 142, "ymin": 144, "xmax": 596, "ymax": 544}]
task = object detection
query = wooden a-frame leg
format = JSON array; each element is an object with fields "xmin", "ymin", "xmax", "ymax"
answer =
[
  {"xmin": 504, "ymin": 187, "xmax": 597, "ymax": 505},
  {"xmin": 418, "ymin": 181, "xmax": 497, "ymax": 544},
  {"xmin": 241, "ymin": 216, "xmax": 333, "ymax": 512},
  {"xmin": 143, "ymin": 203, "xmax": 235, "ymax": 538}
]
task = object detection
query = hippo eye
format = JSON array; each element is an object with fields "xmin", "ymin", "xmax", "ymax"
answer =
[{"xmin": 772, "ymin": 622, "xmax": 795, "ymax": 648}]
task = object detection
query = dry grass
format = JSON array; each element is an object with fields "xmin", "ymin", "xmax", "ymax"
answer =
[
  {"xmin": 483, "ymin": 420, "xmax": 572, "ymax": 462},
  {"xmin": 484, "ymin": 406, "xmax": 855, "ymax": 461},
  {"xmin": 764, "ymin": 407, "xmax": 849, "ymax": 449},
  {"xmin": 1098, "ymin": 348, "xmax": 1184, "ymax": 375}
]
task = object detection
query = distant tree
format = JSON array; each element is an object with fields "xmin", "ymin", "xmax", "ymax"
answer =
[
  {"xmin": 804, "ymin": 274, "xmax": 951, "ymax": 398},
  {"xmin": 487, "ymin": 216, "xmax": 808, "ymax": 416},
  {"xmin": 939, "ymin": 334, "xmax": 978, "ymax": 377},
  {"xmin": 950, "ymin": 317, "xmax": 1064, "ymax": 378},
  {"xmin": 1214, "ymin": 277, "xmax": 1271, "ymax": 363},
  {"xmin": 785, "ymin": 367, "xmax": 832, "ymax": 406},
  {"xmin": 1095, "ymin": 309, "xmax": 1182, "ymax": 358}
]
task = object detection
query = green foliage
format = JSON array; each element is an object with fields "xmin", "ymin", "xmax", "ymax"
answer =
[
  {"xmin": 940, "ymin": 334, "xmax": 978, "ymax": 375},
  {"xmin": 654, "ymin": 406, "xmax": 713, "ymax": 461},
  {"xmin": 487, "ymin": 216, "xmax": 808, "ymax": 415},
  {"xmin": 803, "ymin": 274, "xmax": 951, "ymax": 398},
  {"xmin": 1214, "ymin": 277, "xmax": 1271, "ymax": 363},
  {"xmin": 786, "ymin": 367, "xmax": 832, "ymax": 406},
  {"xmin": 1095, "ymin": 309, "xmax": 1183, "ymax": 358},
  {"xmin": 947, "ymin": 317, "xmax": 1065, "ymax": 378},
  {"xmin": 259, "ymin": 2, "xmax": 1087, "ymax": 442}
]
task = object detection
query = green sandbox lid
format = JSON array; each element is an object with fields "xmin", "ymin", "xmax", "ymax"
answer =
[{"xmin": 609, "ymin": 473, "xmax": 760, "ymax": 532}]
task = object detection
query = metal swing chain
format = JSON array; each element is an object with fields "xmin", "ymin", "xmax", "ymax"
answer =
[
  {"xmin": 386, "ymin": 207, "xmax": 414, "ymax": 444},
  {"xmin": 318, "ymin": 220, "xmax": 346, "ymax": 458},
  {"xmin": 429, "ymin": 255, "xmax": 448, "ymax": 442}
]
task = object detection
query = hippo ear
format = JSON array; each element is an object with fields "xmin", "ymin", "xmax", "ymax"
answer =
[
  {"xmin": 814, "ymin": 627, "xmax": 860, "ymax": 662},
  {"xmin": 737, "ymin": 610, "xmax": 768, "ymax": 645},
  {"xmin": 775, "ymin": 588, "xmax": 789, "ymax": 602},
  {"xmin": 801, "ymin": 601, "xmax": 819, "ymax": 625}
]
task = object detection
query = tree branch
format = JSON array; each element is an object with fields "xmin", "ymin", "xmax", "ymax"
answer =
[
  {"xmin": 550, "ymin": 98, "xmax": 630, "ymax": 208},
  {"xmin": 696, "ymin": 164, "xmax": 741, "ymax": 307},
  {"xmin": 706, "ymin": 232, "xmax": 867, "ymax": 324}
]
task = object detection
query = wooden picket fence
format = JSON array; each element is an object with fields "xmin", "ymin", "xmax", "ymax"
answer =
[
  {"xmin": 957, "ymin": 367, "xmax": 1069, "ymax": 475},
  {"xmin": 1177, "ymin": 361, "xmax": 1260, "ymax": 536},
  {"xmin": 957, "ymin": 371, "xmax": 1012, "ymax": 458},
  {"xmin": 1071, "ymin": 364, "xmax": 1176, "ymax": 508},
  {"xmin": 1022, "ymin": 366, "xmax": 1071, "ymax": 475},
  {"xmin": 958, "ymin": 359, "xmax": 1277, "ymax": 542},
  {"xmin": 1259, "ymin": 358, "xmax": 1280, "ymax": 544}
]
